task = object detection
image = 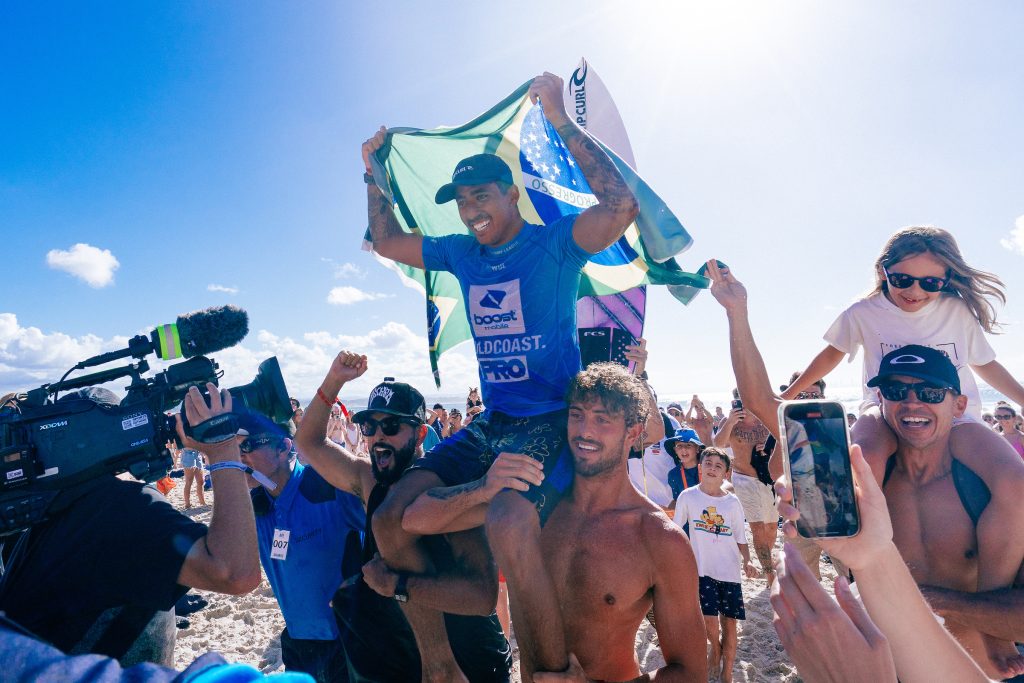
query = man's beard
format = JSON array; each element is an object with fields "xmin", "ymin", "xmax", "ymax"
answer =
[{"xmin": 371, "ymin": 435, "xmax": 418, "ymax": 485}]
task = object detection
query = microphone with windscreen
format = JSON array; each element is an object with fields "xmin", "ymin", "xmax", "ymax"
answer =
[{"xmin": 76, "ymin": 305, "xmax": 250, "ymax": 369}]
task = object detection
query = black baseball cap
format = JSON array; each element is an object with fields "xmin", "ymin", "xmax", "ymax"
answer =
[
  {"xmin": 434, "ymin": 154, "xmax": 514, "ymax": 204},
  {"xmin": 352, "ymin": 379, "xmax": 427, "ymax": 423},
  {"xmin": 867, "ymin": 345, "xmax": 961, "ymax": 393}
]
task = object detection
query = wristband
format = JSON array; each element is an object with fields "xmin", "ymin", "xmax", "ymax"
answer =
[
  {"xmin": 394, "ymin": 571, "xmax": 410, "ymax": 603},
  {"xmin": 207, "ymin": 461, "xmax": 277, "ymax": 491},
  {"xmin": 317, "ymin": 387, "xmax": 337, "ymax": 408},
  {"xmin": 191, "ymin": 414, "xmax": 240, "ymax": 444}
]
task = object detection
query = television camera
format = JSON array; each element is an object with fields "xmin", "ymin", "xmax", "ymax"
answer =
[{"xmin": 0, "ymin": 306, "xmax": 291, "ymax": 536}]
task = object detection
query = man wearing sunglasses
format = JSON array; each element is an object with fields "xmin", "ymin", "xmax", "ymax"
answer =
[
  {"xmin": 293, "ymin": 351, "xmax": 512, "ymax": 682},
  {"xmin": 708, "ymin": 262, "xmax": 1024, "ymax": 680},
  {"xmin": 238, "ymin": 411, "xmax": 366, "ymax": 682}
]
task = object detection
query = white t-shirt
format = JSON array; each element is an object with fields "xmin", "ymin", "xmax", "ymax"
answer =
[
  {"xmin": 628, "ymin": 440, "xmax": 675, "ymax": 506},
  {"xmin": 824, "ymin": 292, "xmax": 996, "ymax": 419},
  {"xmin": 674, "ymin": 487, "xmax": 748, "ymax": 583}
]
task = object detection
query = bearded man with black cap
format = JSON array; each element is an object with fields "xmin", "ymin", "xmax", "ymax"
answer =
[{"xmin": 294, "ymin": 350, "xmax": 511, "ymax": 683}]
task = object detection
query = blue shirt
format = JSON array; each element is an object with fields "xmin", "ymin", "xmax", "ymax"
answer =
[
  {"xmin": 422, "ymin": 216, "xmax": 590, "ymax": 416},
  {"xmin": 253, "ymin": 462, "xmax": 366, "ymax": 641}
]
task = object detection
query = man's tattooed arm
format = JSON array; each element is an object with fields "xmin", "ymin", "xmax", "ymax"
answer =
[
  {"xmin": 402, "ymin": 477, "xmax": 490, "ymax": 535},
  {"xmin": 366, "ymin": 184, "xmax": 425, "ymax": 268},
  {"xmin": 556, "ymin": 122, "xmax": 638, "ymax": 218},
  {"xmin": 425, "ymin": 479, "xmax": 484, "ymax": 501}
]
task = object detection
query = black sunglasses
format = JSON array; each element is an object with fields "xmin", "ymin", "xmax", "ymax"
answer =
[
  {"xmin": 883, "ymin": 267, "xmax": 949, "ymax": 293},
  {"xmin": 878, "ymin": 381, "xmax": 954, "ymax": 404},
  {"xmin": 995, "ymin": 413, "xmax": 1014, "ymax": 420},
  {"xmin": 240, "ymin": 436, "xmax": 281, "ymax": 453},
  {"xmin": 356, "ymin": 415, "xmax": 420, "ymax": 437}
]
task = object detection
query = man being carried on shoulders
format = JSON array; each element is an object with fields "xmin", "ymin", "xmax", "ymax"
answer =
[{"xmin": 363, "ymin": 70, "xmax": 639, "ymax": 680}]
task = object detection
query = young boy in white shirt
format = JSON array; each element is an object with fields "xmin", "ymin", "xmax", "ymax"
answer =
[{"xmin": 674, "ymin": 447, "xmax": 760, "ymax": 683}]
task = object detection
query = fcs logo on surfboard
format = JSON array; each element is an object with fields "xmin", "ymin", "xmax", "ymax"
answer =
[{"xmin": 468, "ymin": 281, "xmax": 525, "ymax": 337}]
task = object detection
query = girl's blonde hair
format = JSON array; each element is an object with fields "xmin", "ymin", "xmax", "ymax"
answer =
[{"xmin": 872, "ymin": 226, "xmax": 1005, "ymax": 333}]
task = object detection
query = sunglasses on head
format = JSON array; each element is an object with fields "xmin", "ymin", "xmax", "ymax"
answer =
[
  {"xmin": 240, "ymin": 436, "xmax": 281, "ymax": 453},
  {"xmin": 883, "ymin": 266, "xmax": 949, "ymax": 293},
  {"xmin": 878, "ymin": 381, "xmax": 954, "ymax": 404},
  {"xmin": 356, "ymin": 415, "xmax": 420, "ymax": 437}
]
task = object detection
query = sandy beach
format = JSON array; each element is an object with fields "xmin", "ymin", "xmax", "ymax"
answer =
[{"xmin": 164, "ymin": 476, "xmax": 822, "ymax": 681}]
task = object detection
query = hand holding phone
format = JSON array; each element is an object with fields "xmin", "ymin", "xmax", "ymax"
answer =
[{"xmin": 778, "ymin": 400, "xmax": 860, "ymax": 538}]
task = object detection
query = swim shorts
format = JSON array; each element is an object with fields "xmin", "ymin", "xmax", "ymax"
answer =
[
  {"xmin": 410, "ymin": 408, "xmax": 573, "ymax": 524},
  {"xmin": 731, "ymin": 471, "xmax": 777, "ymax": 524},
  {"xmin": 699, "ymin": 575, "xmax": 745, "ymax": 620},
  {"xmin": 180, "ymin": 449, "xmax": 204, "ymax": 470}
]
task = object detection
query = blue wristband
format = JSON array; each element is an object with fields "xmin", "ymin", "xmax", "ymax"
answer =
[{"xmin": 207, "ymin": 461, "xmax": 277, "ymax": 491}]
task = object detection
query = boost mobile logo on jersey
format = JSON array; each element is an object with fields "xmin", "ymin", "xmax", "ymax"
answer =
[
  {"xmin": 479, "ymin": 355, "xmax": 530, "ymax": 383},
  {"xmin": 469, "ymin": 281, "xmax": 526, "ymax": 337}
]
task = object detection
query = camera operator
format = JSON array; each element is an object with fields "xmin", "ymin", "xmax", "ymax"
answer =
[{"xmin": 0, "ymin": 383, "xmax": 261, "ymax": 665}]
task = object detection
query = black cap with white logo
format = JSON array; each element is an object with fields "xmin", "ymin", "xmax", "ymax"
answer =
[
  {"xmin": 351, "ymin": 379, "xmax": 427, "ymax": 423},
  {"xmin": 867, "ymin": 344, "xmax": 961, "ymax": 393},
  {"xmin": 434, "ymin": 154, "xmax": 515, "ymax": 204}
]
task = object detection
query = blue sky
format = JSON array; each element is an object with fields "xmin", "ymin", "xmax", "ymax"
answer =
[{"xmin": 3, "ymin": 1, "xmax": 1023, "ymax": 408}]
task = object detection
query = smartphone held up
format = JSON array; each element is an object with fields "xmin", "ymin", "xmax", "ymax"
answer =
[{"xmin": 778, "ymin": 400, "xmax": 860, "ymax": 538}]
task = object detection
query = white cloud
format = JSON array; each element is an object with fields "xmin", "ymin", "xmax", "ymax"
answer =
[
  {"xmin": 207, "ymin": 284, "xmax": 239, "ymax": 294},
  {"xmin": 326, "ymin": 286, "xmax": 392, "ymax": 306},
  {"xmin": 321, "ymin": 258, "xmax": 365, "ymax": 279},
  {"xmin": 0, "ymin": 314, "xmax": 478, "ymax": 404},
  {"xmin": 1000, "ymin": 215, "xmax": 1024, "ymax": 255},
  {"xmin": 46, "ymin": 243, "xmax": 120, "ymax": 288},
  {"xmin": 0, "ymin": 313, "xmax": 128, "ymax": 391}
]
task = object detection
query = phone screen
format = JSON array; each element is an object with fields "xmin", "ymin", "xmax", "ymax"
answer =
[{"xmin": 781, "ymin": 401, "xmax": 859, "ymax": 538}]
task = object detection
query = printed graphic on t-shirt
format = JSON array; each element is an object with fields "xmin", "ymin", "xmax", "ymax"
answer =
[
  {"xmin": 693, "ymin": 506, "xmax": 733, "ymax": 536},
  {"xmin": 468, "ymin": 281, "xmax": 526, "ymax": 338},
  {"xmin": 879, "ymin": 342, "xmax": 962, "ymax": 367}
]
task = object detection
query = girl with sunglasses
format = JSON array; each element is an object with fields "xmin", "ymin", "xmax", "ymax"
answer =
[{"xmin": 783, "ymin": 225, "xmax": 1024, "ymax": 487}]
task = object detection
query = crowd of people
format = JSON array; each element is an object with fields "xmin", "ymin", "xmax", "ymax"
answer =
[{"xmin": 2, "ymin": 70, "xmax": 1023, "ymax": 683}]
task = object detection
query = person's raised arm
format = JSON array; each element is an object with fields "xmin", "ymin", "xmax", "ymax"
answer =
[
  {"xmin": 177, "ymin": 384, "xmax": 260, "ymax": 594},
  {"xmin": 706, "ymin": 260, "xmax": 782, "ymax": 439},
  {"xmin": 294, "ymin": 350, "xmax": 375, "ymax": 502},
  {"xmin": 362, "ymin": 126, "xmax": 425, "ymax": 268},
  {"xmin": 973, "ymin": 360, "xmax": 1024, "ymax": 408},
  {"xmin": 779, "ymin": 346, "xmax": 847, "ymax": 401},
  {"xmin": 712, "ymin": 409, "xmax": 739, "ymax": 448},
  {"xmin": 688, "ymin": 396, "xmax": 715, "ymax": 447},
  {"xmin": 527, "ymin": 72, "xmax": 639, "ymax": 254}
]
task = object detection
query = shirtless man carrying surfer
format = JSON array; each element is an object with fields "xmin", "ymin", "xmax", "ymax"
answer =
[{"xmin": 535, "ymin": 363, "xmax": 707, "ymax": 682}]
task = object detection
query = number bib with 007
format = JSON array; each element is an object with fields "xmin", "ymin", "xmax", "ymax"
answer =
[{"xmin": 271, "ymin": 528, "xmax": 290, "ymax": 560}]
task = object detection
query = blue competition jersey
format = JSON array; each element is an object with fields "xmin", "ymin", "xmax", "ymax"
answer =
[
  {"xmin": 422, "ymin": 216, "xmax": 590, "ymax": 416},
  {"xmin": 253, "ymin": 463, "xmax": 366, "ymax": 641}
]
